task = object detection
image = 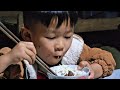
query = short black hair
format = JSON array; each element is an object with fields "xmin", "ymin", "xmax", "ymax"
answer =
[{"xmin": 23, "ymin": 11, "xmax": 78, "ymax": 29}]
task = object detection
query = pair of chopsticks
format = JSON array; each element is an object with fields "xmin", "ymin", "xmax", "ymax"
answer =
[{"xmin": 0, "ymin": 21, "xmax": 57, "ymax": 76}]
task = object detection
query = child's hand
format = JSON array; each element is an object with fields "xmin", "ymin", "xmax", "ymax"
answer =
[
  {"xmin": 7, "ymin": 41, "xmax": 37, "ymax": 65},
  {"xmin": 78, "ymin": 61, "xmax": 94, "ymax": 79}
]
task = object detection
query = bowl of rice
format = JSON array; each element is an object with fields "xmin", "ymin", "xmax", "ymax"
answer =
[{"xmin": 47, "ymin": 65, "xmax": 90, "ymax": 79}]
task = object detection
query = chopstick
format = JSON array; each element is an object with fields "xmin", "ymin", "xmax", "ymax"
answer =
[{"xmin": 0, "ymin": 21, "xmax": 57, "ymax": 76}]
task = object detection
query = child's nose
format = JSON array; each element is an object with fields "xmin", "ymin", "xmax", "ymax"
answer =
[
  {"xmin": 55, "ymin": 46, "xmax": 63, "ymax": 51},
  {"xmin": 55, "ymin": 41, "xmax": 64, "ymax": 51}
]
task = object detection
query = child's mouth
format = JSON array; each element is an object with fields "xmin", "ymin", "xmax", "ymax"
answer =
[{"xmin": 54, "ymin": 56, "xmax": 61, "ymax": 59}]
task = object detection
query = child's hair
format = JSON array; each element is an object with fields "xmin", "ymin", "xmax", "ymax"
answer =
[{"xmin": 23, "ymin": 11, "xmax": 78, "ymax": 29}]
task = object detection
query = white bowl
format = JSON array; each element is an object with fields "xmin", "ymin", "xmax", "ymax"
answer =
[{"xmin": 47, "ymin": 65, "xmax": 90, "ymax": 79}]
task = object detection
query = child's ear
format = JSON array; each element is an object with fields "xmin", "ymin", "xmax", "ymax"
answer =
[{"xmin": 21, "ymin": 27, "xmax": 32, "ymax": 41}]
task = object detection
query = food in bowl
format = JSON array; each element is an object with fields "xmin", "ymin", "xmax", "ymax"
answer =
[{"xmin": 47, "ymin": 65, "xmax": 90, "ymax": 79}]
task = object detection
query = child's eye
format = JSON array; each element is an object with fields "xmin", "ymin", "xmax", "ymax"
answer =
[
  {"xmin": 46, "ymin": 37, "xmax": 56, "ymax": 39},
  {"xmin": 65, "ymin": 36, "xmax": 71, "ymax": 39}
]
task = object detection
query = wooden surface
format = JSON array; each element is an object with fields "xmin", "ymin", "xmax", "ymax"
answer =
[
  {"xmin": 0, "ymin": 11, "xmax": 21, "ymax": 17},
  {"xmin": 75, "ymin": 17, "xmax": 120, "ymax": 33}
]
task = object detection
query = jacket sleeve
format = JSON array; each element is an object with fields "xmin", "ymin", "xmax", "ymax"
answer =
[{"xmin": 80, "ymin": 44, "xmax": 116, "ymax": 77}]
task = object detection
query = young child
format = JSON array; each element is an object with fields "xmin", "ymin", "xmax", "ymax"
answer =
[{"xmin": 0, "ymin": 11, "xmax": 118, "ymax": 79}]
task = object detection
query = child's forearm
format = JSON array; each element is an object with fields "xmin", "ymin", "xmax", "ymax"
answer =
[
  {"xmin": 90, "ymin": 63, "xmax": 103, "ymax": 79},
  {"xmin": 0, "ymin": 54, "xmax": 11, "ymax": 73}
]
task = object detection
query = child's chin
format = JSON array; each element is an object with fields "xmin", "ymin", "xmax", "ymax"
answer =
[{"xmin": 48, "ymin": 61, "xmax": 61, "ymax": 67}]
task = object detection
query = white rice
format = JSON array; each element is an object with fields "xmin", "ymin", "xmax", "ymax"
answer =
[{"xmin": 50, "ymin": 65, "xmax": 88, "ymax": 76}]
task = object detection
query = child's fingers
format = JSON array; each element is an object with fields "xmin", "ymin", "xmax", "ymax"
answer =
[
  {"xmin": 25, "ymin": 49, "xmax": 36, "ymax": 64},
  {"xmin": 22, "ymin": 53, "xmax": 33, "ymax": 65},
  {"xmin": 79, "ymin": 61, "xmax": 89, "ymax": 68},
  {"xmin": 21, "ymin": 41, "xmax": 37, "ymax": 55},
  {"xmin": 88, "ymin": 70, "xmax": 94, "ymax": 79},
  {"xmin": 79, "ymin": 61, "xmax": 95, "ymax": 79}
]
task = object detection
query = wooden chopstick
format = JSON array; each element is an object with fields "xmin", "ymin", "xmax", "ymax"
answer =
[
  {"xmin": 0, "ymin": 21, "xmax": 57, "ymax": 76},
  {"xmin": 0, "ymin": 22, "xmax": 20, "ymax": 42}
]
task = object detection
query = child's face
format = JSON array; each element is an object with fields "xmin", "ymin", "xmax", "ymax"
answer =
[{"xmin": 25, "ymin": 18, "xmax": 74, "ymax": 65}]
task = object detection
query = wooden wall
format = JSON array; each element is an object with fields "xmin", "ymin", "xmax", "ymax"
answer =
[{"xmin": 75, "ymin": 18, "xmax": 120, "ymax": 33}]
